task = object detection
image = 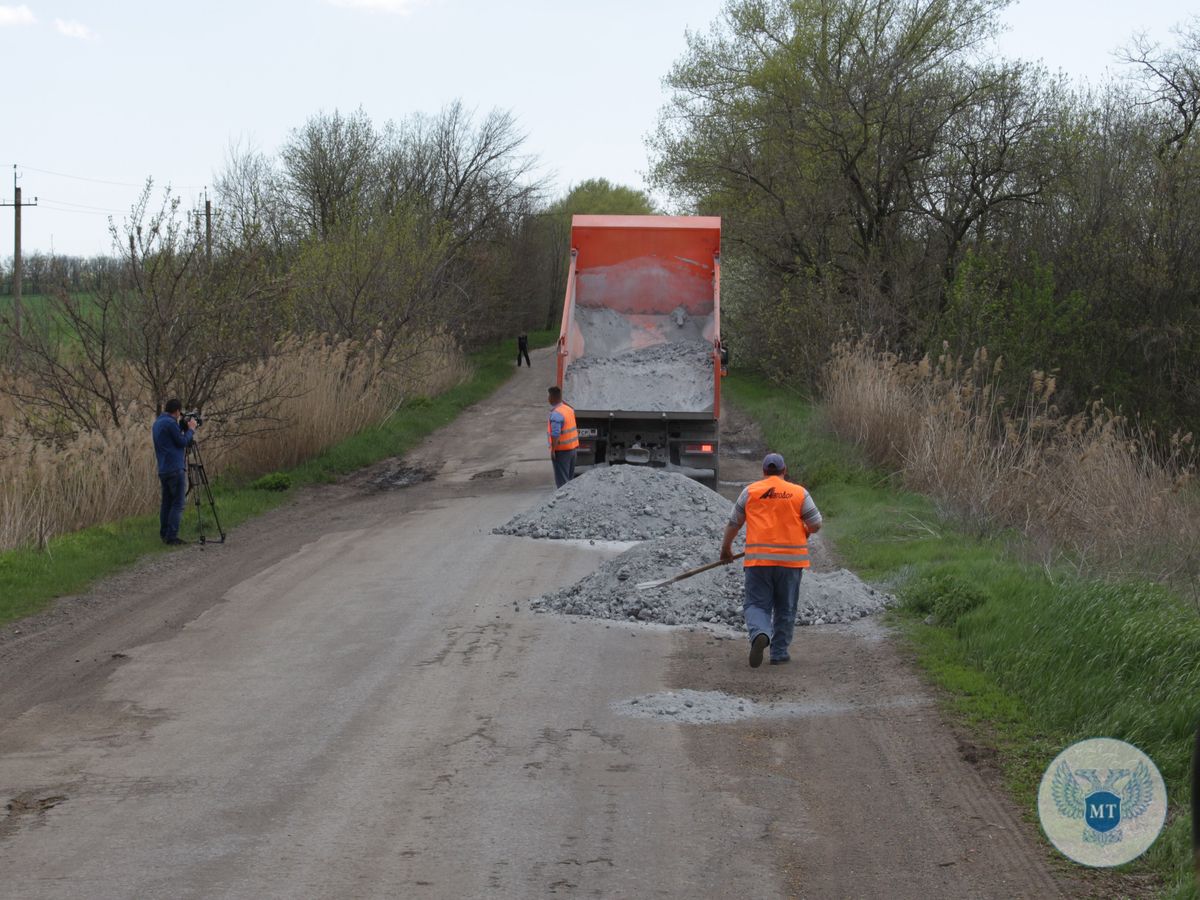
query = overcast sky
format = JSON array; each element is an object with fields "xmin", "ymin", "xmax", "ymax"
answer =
[{"xmin": 1, "ymin": 0, "xmax": 1195, "ymax": 257}]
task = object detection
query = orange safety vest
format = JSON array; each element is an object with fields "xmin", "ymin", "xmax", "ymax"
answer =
[
  {"xmin": 548, "ymin": 402, "xmax": 579, "ymax": 452},
  {"xmin": 743, "ymin": 475, "xmax": 810, "ymax": 568}
]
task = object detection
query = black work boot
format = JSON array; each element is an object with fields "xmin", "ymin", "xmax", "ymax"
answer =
[{"xmin": 749, "ymin": 633, "xmax": 770, "ymax": 668}]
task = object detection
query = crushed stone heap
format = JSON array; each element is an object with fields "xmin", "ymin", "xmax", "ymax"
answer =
[
  {"xmin": 530, "ymin": 536, "xmax": 894, "ymax": 628},
  {"xmin": 495, "ymin": 465, "xmax": 731, "ymax": 541},
  {"xmin": 563, "ymin": 340, "xmax": 714, "ymax": 413}
]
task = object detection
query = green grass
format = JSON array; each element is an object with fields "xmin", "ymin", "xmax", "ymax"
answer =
[
  {"xmin": 0, "ymin": 291, "xmax": 54, "ymax": 312},
  {"xmin": 0, "ymin": 329, "xmax": 556, "ymax": 626},
  {"xmin": 724, "ymin": 372, "xmax": 1199, "ymax": 899}
]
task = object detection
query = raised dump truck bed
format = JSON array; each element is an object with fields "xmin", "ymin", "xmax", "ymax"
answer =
[{"xmin": 556, "ymin": 215, "xmax": 723, "ymax": 484}]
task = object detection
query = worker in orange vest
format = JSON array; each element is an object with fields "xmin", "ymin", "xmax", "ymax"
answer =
[
  {"xmin": 720, "ymin": 452, "xmax": 822, "ymax": 668},
  {"xmin": 547, "ymin": 386, "xmax": 579, "ymax": 488}
]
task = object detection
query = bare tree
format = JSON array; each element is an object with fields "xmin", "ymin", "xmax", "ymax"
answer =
[
  {"xmin": 1122, "ymin": 19, "xmax": 1200, "ymax": 160},
  {"xmin": 280, "ymin": 108, "xmax": 381, "ymax": 239}
]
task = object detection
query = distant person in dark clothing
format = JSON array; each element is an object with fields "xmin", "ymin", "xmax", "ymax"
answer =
[
  {"xmin": 517, "ymin": 333, "xmax": 531, "ymax": 367},
  {"xmin": 152, "ymin": 398, "xmax": 197, "ymax": 545}
]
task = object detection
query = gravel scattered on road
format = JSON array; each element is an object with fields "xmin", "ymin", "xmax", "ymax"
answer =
[
  {"xmin": 501, "ymin": 465, "xmax": 893, "ymax": 627},
  {"xmin": 612, "ymin": 689, "xmax": 929, "ymax": 725},
  {"xmin": 613, "ymin": 690, "xmax": 760, "ymax": 724},
  {"xmin": 495, "ymin": 465, "xmax": 731, "ymax": 541},
  {"xmin": 530, "ymin": 535, "xmax": 894, "ymax": 627}
]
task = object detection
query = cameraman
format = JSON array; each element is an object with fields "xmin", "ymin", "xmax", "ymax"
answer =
[{"xmin": 153, "ymin": 399, "xmax": 197, "ymax": 545}]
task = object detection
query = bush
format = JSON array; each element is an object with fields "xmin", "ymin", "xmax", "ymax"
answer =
[
  {"xmin": 901, "ymin": 571, "xmax": 988, "ymax": 626},
  {"xmin": 250, "ymin": 472, "xmax": 292, "ymax": 492}
]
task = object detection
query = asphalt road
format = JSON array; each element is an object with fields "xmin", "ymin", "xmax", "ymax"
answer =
[{"xmin": 0, "ymin": 348, "xmax": 1082, "ymax": 898}]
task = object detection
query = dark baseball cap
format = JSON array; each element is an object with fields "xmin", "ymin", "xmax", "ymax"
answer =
[{"xmin": 763, "ymin": 452, "xmax": 785, "ymax": 473}]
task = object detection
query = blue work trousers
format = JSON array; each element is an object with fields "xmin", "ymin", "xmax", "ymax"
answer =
[
  {"xmin": 743, "ymin": 565, "xmax": 804, "ymax": 662},
  {"xmin": 552, "ymin": 449, "xmax": 576, "ymax": 488},
  {"xmin": 159, "ymin": 470, "xmax": 188, "ymax": 541}
]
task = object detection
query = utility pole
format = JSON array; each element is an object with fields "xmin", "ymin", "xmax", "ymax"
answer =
[
  {"xmin": 0, "ymin": 165, "xmax": 37, "ymax": 338},
  {"xmin": 204, "ymin": 191, "xmax": 212, "ymax": 268}
]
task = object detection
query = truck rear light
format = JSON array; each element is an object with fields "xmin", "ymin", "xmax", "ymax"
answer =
[{"xmin": 684, "ymin": 443, "xmax": 715, "ymax": 454}]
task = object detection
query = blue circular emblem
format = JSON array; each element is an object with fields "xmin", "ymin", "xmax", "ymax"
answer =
[{"xmin": 1037, "ymin": 738, "xmax": 1167, "ymax": 867}]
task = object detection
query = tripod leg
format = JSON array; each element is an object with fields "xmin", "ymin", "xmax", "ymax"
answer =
[
  {"xmin": 189, "ymin": 440, "xmax": 225, "ymax": 544},
  {"xmin": 187, "ymin": 459, "xmax": 207, "ymax": 543}
]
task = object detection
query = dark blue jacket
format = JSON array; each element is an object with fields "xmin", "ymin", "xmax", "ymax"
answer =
[{"xmin": 153, "ymin": 413, "xmax": 193, "ymax": 474}]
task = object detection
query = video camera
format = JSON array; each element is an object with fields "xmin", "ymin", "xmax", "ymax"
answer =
[{"xmin": 178, "ymin": 410, "xmax": 204, "ymax": 430}]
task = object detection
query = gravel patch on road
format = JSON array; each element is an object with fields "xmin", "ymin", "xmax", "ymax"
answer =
[
  {"xmin": 530, "ymin": 536, "xmax": 894, "ymax": 627},
  {"xmin": 612, "ymin": 689, "xmax": 929, "ymax": 725},
  {"xmin": 613, "ymin": 690, "xmax": 760, "ymax": 724},
  {"xmin": 564, "ymin": 340, "xmax": 714, "ymax": 413},
  {"xmin": 495, "ymin": 465, "xmax": 731, "ymax": 541}
]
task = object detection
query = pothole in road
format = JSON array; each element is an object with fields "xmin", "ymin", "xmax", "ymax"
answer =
[
  {"xmin": 613, "ymin": 689, "xmax": 929, "ymax": 725},
  {"xmin": 367, "ymin": 466, "xmax": 433, "ymax": 491},
  {"xmin": 3, "ymin": 791, "xmax": 68, "ymax": 836},
  {"xmin": 6, "ymin": 793, "xmax": 67, "ymax": 816},
  {"xmin": 471, "ymin": 468, "xmax": 506, "ymax": 480}
]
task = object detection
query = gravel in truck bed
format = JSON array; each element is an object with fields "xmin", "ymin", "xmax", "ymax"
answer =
[{"xmin": 563, "ymin": 340, "xmax": 714, "ymax": 413}]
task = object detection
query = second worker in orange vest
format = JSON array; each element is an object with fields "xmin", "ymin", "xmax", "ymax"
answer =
[
  {"xmin": 547, "ymin": 386, "xmax": 579, "ymax": 488},
  {"xmin": 720, "ymin": 452, "xmax": 823, "ymax": 668}
]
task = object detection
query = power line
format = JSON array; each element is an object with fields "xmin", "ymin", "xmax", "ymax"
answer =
[
  {"xmin": 38, "ymin": 197, "xmax": 125, "ymax": 213},
  {"xmin": 38, "ymin": 203, "xmax": 114, "ymax": 217},
  {"xmin": 17, "ymin": 163, "xmax": 206, "ymax": 191}
]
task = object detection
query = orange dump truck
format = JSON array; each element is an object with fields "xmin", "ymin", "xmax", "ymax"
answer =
[{"xmin": 556, "ymin": 215, "xmax": 724, "ymax": 486}]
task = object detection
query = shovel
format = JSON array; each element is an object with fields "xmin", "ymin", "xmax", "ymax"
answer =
[{"xmin": 635, "ymin": 552, "xmax": 744, "ymax": 591}]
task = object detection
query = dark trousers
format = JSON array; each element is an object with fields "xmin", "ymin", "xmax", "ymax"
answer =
[
  {"xmin": 552, "ymin": 449, "xmax": 576, "ymax": 488},
  {"xmin": 159, "ymin": 470, "xmax": 188, "ymax": 541},
  {"xmin": 743, "ymin": 566, "xmax": 803, "ymax": 662},
  {"xmin": 517, "ymin": 346, "xmax": 531, "ymax": 366}
]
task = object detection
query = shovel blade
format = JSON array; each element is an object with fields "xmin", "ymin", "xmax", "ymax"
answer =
[{"xmin": 635, "ymin": 577, "xmax": 672, "ymax": 591}]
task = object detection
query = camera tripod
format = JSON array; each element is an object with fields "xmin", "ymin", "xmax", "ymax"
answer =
[{"xmin": 186, "ymin": 439, "xmax": 226, "ymax": 544}]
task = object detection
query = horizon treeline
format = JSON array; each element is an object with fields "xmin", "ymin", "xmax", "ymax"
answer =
[
  {"xmin": 4, "ymin": 0, "xmax": 1197, "ymax": 434},
  {"xmin": 0, "ymin": 102, "xmax": 652, "ymax": 436}
]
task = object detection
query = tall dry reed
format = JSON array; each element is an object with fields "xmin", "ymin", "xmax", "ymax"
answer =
[
  {"xmin": 822, "ymin": 341, "xmax": 1198, "ymax": 581},
  {"xmin": 0, "ymin": 333, "xmax": 467, "ymax": 551}
]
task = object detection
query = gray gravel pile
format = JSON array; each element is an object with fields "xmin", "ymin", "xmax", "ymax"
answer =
[
  {"xmin": 530, "ymin": 536, "xmax": 894, "ymax": 627},
  {"xmin": 564, "ymin": 340, "xmax": 714, "ymax": 413},
  {"xmin": 495, "ymin": 465, "xmax": 731, "ymax": 541}
]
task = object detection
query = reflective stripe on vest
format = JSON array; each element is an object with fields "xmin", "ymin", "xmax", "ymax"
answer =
[
  {"xmin": 548, "ymin": 402, "xmax": 580, "ymax": 452},
  {"xmin": 743, "ymin": 476, "xmax": 810, "ymax": 568}
]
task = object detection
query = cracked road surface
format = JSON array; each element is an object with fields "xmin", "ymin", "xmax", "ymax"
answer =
[{"xmin": 0, "ymin": 348, "xmax": 1080, "ymax": 898}]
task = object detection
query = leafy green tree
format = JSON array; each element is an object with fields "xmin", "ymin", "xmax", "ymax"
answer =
[
  {"xmin": 547, "ymin": 178, "xmax": 656, "ymax": 217},
  {"xmin": 650, "ymin": 0, "xmax": 1200, "ymax": 430},
  {"xmin": 650, "ymin": 0, "xmax": 1058, "ymax": 378}
]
